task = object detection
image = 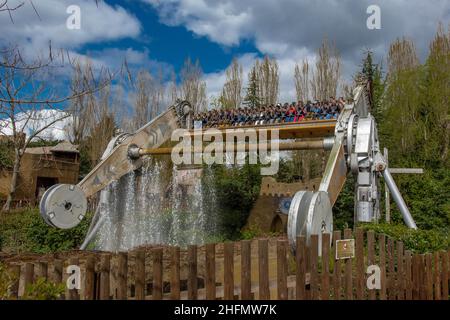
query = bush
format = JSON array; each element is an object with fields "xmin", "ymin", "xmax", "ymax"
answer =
[
  {"xmin": 0, "ymin": 208, "xmax": 92, "ymax": 253},
  {"xmin": 392, "ymin": 168, "xmax": 450, "ymax": 232},
  {"xmin": 0, "ymin": 263, "xmax": 17, "ymax": 300},
  {"xmin": 333, "ymin": 175, "xmax": 356, "ymax": 230},
  {"xmin": 208, "ymin": 162, "xmax": 262, "ymax": 240},
  {"xmin": 0, "ymin": 140, "xmax": 14, "ymax": 169},
  {"xmin": 360, "ymin": 222, "xmax": 450, "ymax": 254},
  {"xmin": 0, "ymin": 263, "xmax": 65, "ymax": 300},
  {"xmin": 240, "ymin": 225, "xmax": 262, "ymax": 240},
  {"xmin": 21, "ymin": 278, "xmax": 65, "ymax": 300}
]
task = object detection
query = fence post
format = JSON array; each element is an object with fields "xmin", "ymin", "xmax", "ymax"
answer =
[
  {"xmin": 188, "ymin": 245, "xmax": 198, "ymax": 300},
  {"xmin": 397, "ymin": 241, "xmax": 404, "ymax": 300},
  {"xmin": 153, "ymin": 248, "xmax": 163, "ymax": 300},
  {"xmin": 258, "ymin": 239, "xmax": 270, "ymax": 300},
  {"xmin": 99, "ymin": 254, "xmax": 111, "ymax": 300},
  {"xmin": 84, "ymin": 255, "xmax": 96, "ymax": 300},
  {"xmin": 412, "ymin": 254, "xmax": 420, "ymax": 300},
  {"xmin": 378, "ymin": 234, "xmax": 386, "ymax": 300},
  {"xmin": 224, "ymin": 242, "xmax": 234, "ymax": 300},
  {"xmin": 405, "ymin": 250, "xmax": 413, "ymax": 300},
  {"xmin": 135, "ymin": 250, "xmax": 145, "ymax": 300},
  {"xmin": 419, "ymin": 255, "xmax": 427, "ymax": 300},
  {"xmin": 296, "ymin": 236, "xmax": 306, "ymax": 300},
  {"xmin": 355, "ymin": 228, "xmax": 364, "ymax": 300},
  {"xmin": 241, "ymin": 240, "xmax": 252, "ymax": 300},
  {"xmin": 170, "ymin": 247, "xmax": 180, "ymax": 300},
  {"xmin": 425, "ymin": 253, "xmax": 433, "ymax": 300},
  {"xmin": 67, "ymin": 258, "xmax": 80, "ymax": 300},
  {"xmin": 305, "ymin": 244, "xmax": 311, "ymax": 300},
  {"xmin": 441, "ymin": 250, "xmax": 448, "ymax": 300},
  {"xmin": 9, "ymin": 264, "xmax": 20, "ymax": 299},
  {"xmin": 277, "ymin": 239, "xmax": 288, "ymax": 300},
  {"xmin": 52, "ymin": 259, "xmax": 64, "ymax": 300},
  {"xmin": 433, "ymin": 251, "xmax": 441, "ymax": 300},
  {"xmin": 343, "ymin": 228, "xmax": 353, "ymax": 300},
  {"xmin": 310, "ymin": 234, "xmax": 319, "ymax": 300},
  {"xmin": 321, "ymin": 233, "xmax": 330, "ymax": 300},
  {"xmin": 35, "ymin": 261, "xmax": 48, "ymax": 281},
  {"xmin": 116, "ymin": 253, "xmax": 128, "ymax": 300},
  {"xmin": 21, "ymin": 262, "xmax": 35, "ymax": 298},
  {"xmin": 205, "ymin": 244, "xmax": 215, "ymax": 300},
  {"xmin": 332, "ymin": 230, "xmax": 341, "ymax": 300},
  {"xmin": 387, "ymin": 238, "xmax": 396, "ymax": 300},
  {"xmin": 367, "ymin": 231, "xmax": 376, "ymax": 300}
]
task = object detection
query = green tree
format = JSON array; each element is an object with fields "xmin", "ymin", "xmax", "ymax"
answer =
[
  {"xmin": 209, "ymin": 162, "xmax": 261, "ymax": 239},
  {"xmin": 421, "ymin": 25, "xmax": 450, "ymax": 166},
  {"xmin": 243, "ymin": 65, "xmax": 261, "ymax": 108}
]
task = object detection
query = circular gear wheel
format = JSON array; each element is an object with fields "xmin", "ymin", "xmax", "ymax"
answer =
[
  {"xmin": 305, "ymin": 191, "xmax": 333, "ymax": 253},
  {"xmin": 287, "ymin": 190, "xmax": 333, "ymax": 255},
  {"xmin": 287, "ymin": 191, "xmax": 313, "ymax": 253},
  {"xmin": 39, "ymin": 184, "xmax": 87, "ymax": 229}
]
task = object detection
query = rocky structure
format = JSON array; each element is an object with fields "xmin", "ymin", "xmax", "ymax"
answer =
[{"xmin": 244, "ymin": 176, "xmax": 322, "ymax": 233}]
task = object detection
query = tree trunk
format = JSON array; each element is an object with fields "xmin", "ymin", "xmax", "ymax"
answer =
[{"xmin": 2, "ymin": 150, "xmax": 21, "ymax": 212}]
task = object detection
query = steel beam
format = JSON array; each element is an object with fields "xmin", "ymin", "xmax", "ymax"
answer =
[
  {"xmin": 189, "ymin": 120, "xmax": 337, "ymax": 140},
  {"xmin": 382, "ymin": 168, "xmax": 418, "ymax": 229},
  {"xmin": 138, "ymin": 139, "xmax": 331, "ymax": 156}
]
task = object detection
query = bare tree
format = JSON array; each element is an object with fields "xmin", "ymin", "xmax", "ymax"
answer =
[
  {"xmin": 0, "ymin": 0, "xmax": 24, "ymax": 15},
  {"xmin": 340, "ymin": 81, "xmax": 354, "ymax": 101},
  {"xmin": 84, "ymin": 84, "xmax": 115, "ymax": 168},
  {"xmin": 221, "ymin": 58, "xmax": 243, "ymax": 109},
  {"xmin": 152, "ymin": 67, "xmax": 166, "ymax": 119},
  {"xmin": 68, "ymin": 59, "xmax": 97, "ymax": 145},
  {"xmin": 310, "ymin": 39, "xmax": 341, "ymax": 100},
  {"xmin": 294, "ymin": 58, "xmax": 310, "ymax": 102},
  {"xmin": 167, "ymin": 70, "xmax": 178, "ymax": 105},
  {"xmin": 132, "ymin": 70, "xmax": 152, "ymax": 129},
  {"xmin": 130, "ymin": 67, "xmax": 167, "ymax": 130},
  {"xmin": 0, "ymin": 47, "xmax": 111, "ymax": 211},
  {"xmin": 387, "ymin": 37, "xmax": 419, "ymax": 77},
  {"xmin": 180, "ymin": 57, "xmax": 207, "ymax": 113},
  {"xmin": 257, "ymin": 56, "xmax": 279, "ymax": 106}
]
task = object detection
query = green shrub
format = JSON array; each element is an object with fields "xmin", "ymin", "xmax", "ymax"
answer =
[
  {"xmin": 333, "ymin": 175, "xmax": 356, "ymax": 230},
  {"xmin": 207, "ymin": 162, "xmax": 262, "ymax": 240},
  {"xmin": 21, "ymin": 278, "xmax": 65, "ymax": 300},
  {"xmin": 0, "ymin": 263, "xmax": 17, "ymax": 300},
  {"xmin": 0, "ymin": 140, "xmax": 14, "ymax": 169},
  {"xmin": 240, "ymin": 225, "xmax": 262, "ymax": 240},
  {"xmin": 0, "ymin": 208, "xmax": 92, "ymax": 253},
  {"xmin": 360, "ymin": 222, "xmax": 450, "ymax": 253},
  {"xmin": 1, "ymin": 263, "xmax": 64, "ymax": 300}
]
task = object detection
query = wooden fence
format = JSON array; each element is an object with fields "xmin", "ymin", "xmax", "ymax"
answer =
[{"xmin": 3, "ymin": 228, "xmax": 449, "ymax": 300}]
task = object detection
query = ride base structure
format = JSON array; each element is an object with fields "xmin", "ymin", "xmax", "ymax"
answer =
[{"xmin": 39, "ymin": 85, "xmax": 417, "ymax": 253}]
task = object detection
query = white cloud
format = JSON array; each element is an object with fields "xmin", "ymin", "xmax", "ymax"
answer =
[
  {"xmin": 0, "ymin": 109, "xmax": 72, "ymax": 141},
  {"xmin": 144, "ymin": 0, "xmax": 251, "ymax": 46},
  {"xmin": 0, "ymin": 0, "xmax": 141, "ymax": 57},
  {"xmin": 146, "ymin": 0, "xmax": 448, "ymax": 58},
  {"xmin": 146, "ymin": 0, "xmax": 449, "ymax": 102}
]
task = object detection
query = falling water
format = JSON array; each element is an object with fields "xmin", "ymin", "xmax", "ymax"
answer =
[{"xmin": 94, "ymin": 158, "xmax": 218, "ymax": 251}]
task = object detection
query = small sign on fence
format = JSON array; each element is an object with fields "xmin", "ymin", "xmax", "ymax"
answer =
[{"xmin": 335, "ymin": 239, "xmax": 355, "ymax": 260}]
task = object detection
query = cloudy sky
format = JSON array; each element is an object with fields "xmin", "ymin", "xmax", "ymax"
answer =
[{"xmin": 1, "ymin": 0, "xmax": 449, "ymax": 103}]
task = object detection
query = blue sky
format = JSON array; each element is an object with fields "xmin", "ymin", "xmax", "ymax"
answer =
[
  {"xmin": 81, "ymin": 0, "xmax": 260, "ymax": 75},
  {"xmin": 100, "ymin": 0, "xmax": 257, "ymax": 73},
  {"xmin": 0, "ymin": 0, "xmax": 449, "ymax": 102}
]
